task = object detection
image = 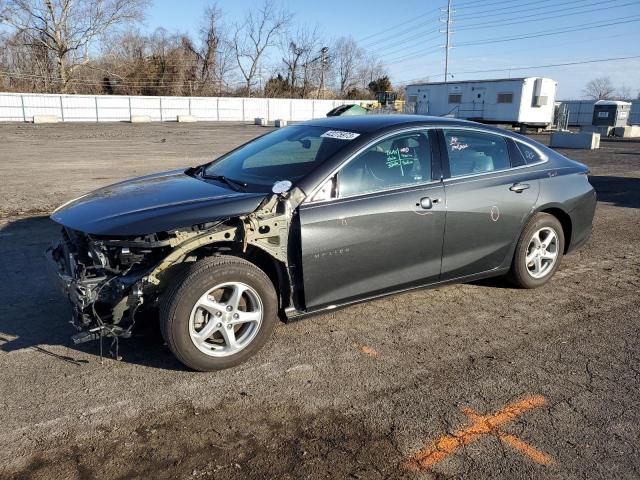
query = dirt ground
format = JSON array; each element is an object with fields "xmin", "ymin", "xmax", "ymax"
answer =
[{"xmin": 0, "ymin": 122, "xmax": 638, "ymax": 480}]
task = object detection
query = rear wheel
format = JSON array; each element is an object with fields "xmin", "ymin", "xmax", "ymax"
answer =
[
  {"xmin": 507, "ymin": 213, "xmax": 564, "ymax": 288},
  {"xmin": 160, "ymin": 256, "xmax": 278, "ymax": 371}
]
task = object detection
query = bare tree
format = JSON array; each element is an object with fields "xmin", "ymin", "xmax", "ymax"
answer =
[
  {"xmin": 0, "ymin": 0, "xmax": 148, "ymax": 93},
  {"xmin": 583, "ymin": 77, "xmax": 616, "ymax": 100},
  {"xmin": 0, "ymin": 29, "xmax": 56, "ymax": 92},
  {"xmin": 232, "ymin": 0, "xmax": 290, "ymax": 97},
  {"xmin": 356, "ymin": 52, "xmax": 386, "ymax": 96},
  {"xmin": 181, "ymin": 3, "xmax": 235, "ymax": 95},
  {"xmin": 332, "ymin": 36, "xmax": 362, "ymax": 97},
  {"xmin": 280, "ymin": 25, "xmax": 319, "ymax": 97},
  {"xmin": 616, "ymin": 84, "xmax": 634, "ymax": 101}
]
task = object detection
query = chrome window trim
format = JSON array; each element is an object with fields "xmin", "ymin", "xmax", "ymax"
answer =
[{"xmin": 303, "ymin": 126, "xmax": 437, "ymax": 205}]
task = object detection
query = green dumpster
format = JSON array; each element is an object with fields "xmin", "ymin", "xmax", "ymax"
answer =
[{"xmin": 326, "ymin": 104, "xmax": 368, "ymax": 117}]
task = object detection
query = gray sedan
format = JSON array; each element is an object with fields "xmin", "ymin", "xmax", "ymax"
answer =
[{"xmin": 47, "ymin": 115, "xmax": 596, "ymax": 371}]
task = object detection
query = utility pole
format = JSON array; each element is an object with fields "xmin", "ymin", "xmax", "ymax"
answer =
[
  {"xmin": 443, "ymin": 0, "xmax": 452, "ymax": 83},
  {"xmin": 317, "ymin": 47, "xmax": 328, "ymax": 99}
]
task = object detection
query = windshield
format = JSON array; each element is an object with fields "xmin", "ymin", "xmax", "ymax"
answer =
[{"xmin": 203, "ymin": 125, "xmax": 357, "ymax": 191}]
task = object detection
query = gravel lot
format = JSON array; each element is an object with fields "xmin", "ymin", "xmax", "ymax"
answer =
[{"xmin": 0, "ymin": 122, "xmax": 638, "ymax": 480}]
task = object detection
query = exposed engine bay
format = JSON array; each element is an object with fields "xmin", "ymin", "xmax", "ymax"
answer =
[{"xmin": 46, "ymin": 188, "xmax": 306, "ymax": 347}]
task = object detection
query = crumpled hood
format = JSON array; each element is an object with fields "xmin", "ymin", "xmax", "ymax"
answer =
[{"xmin": 50, "ymin": 169, "xmax": 267, "ymax": 236}]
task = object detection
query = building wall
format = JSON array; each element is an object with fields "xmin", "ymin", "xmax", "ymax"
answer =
[
  {"xmin": 0, "ymin": 92, "xmax": 363, "ymax": 123},
  {"xmin": 406, "ymin": 78, "xmax": 556, "ymax": 125},
  {"xmin": 560, "ymin": 100, "xmax": 640, "ymax": 126},
  {"xmin": 516, "ymin": 78, "xmax": 557, "ymax": 125}
]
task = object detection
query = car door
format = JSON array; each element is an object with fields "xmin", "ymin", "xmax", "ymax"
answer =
[
  {"xmin": 298, "ymin": 129, "xmax": 446, "ymax": 310},
  {"xmin": 439, "ymin": 128, "xmax": 541, "ymax": 280}
]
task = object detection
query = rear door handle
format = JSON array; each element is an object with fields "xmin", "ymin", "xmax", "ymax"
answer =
[{"xmin": 510, "ymin": 183, "xmax": 530, "ymax": 193}]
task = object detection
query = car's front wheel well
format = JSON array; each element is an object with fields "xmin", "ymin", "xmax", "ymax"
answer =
[
  {"xmin": 540, "ymin": 207, "xmax": 572, "ymax": 253},
  {"xmin": 187, "ymin": 243, "xmax": 290, "ymax": 320}
]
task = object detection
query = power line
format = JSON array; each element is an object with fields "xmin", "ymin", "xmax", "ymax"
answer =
[
  {"xmin": 449, "ymin": 31, "xmax": 638, "ymax": 64},
  {"xmin": 393, "ymin": 55, "xmax": 640, "ymax": 85},
  {"xmin": 454, "ymin": 54, "xmax": 640, "ymax": 75},
  {"xmin": 454, "ymin": 16, "xmax": 640, "ymax": 47},
  {"xmin": 452, "ymin": 0, "xmax": 536, "ymax": 9},
  {"xmin": 356, "ymin": 7, "xmax": 441, "ymax": 43},
  {"xmin": 359, "ymin": 14, "xmax": 441, "ymax": 49},
  {"xmin": 383, "ymin": 46, "xmax": 442, "ymax": 66},
  {"xmin": 456, "ymin": 0, "xmax": 638, "ymax": 31},
  {"xmin": 375, "ymin": 31, "xmax": 442, "ymax": 58},
  {"xmin": 0, "ymin": 70, "xmax": 250, "ymax": 88},
  {"xmin": 454, "ymin": 0, "xmax": 591, "ymax": 19},
  {"xmin": 382, "ymin": 14, "xmax": 640, "ymax": 69}
]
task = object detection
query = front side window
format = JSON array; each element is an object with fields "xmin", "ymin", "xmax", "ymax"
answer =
[
  {"xmin": 203, "ymin": 125, "xmax": 354, "ymax": 191},
  {"xmin": 338, "ymin": 131, "xmax": 431, "ymax": 197},
  {"xmin": 443, "ymin": 129, "xmax": 511, "ymax": 177}
]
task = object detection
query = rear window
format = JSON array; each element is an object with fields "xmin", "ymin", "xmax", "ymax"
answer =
[{"xmin": 443, "ymin": 129, "xmax": 511, "ymax": 177}]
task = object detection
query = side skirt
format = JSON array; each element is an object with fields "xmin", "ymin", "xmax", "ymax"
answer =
[{"xmin": 283, "ymin": 266, "xmax": 510, "ymax": 323}]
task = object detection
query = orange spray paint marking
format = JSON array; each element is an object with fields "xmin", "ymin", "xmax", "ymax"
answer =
[
  {"xmin": 358, "ymin": 345, "xmax": 379, "ymax": 358},
  {"xmin": 406, "ymin": 395, "xmax": 553, "ymax": 471}
]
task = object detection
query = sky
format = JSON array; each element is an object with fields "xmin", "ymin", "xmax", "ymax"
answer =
[{"xmin": 146, "ymin": 0, "xmax": 640, "ymax": 99}]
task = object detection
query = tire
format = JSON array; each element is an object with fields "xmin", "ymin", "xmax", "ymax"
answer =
[
  {"xmin": 160, "ymin": 256, "xmax": 278, "ymax": 371},
  {"xmin": 507, "ymin": 213, "xmax": 565, "ymax": 289}
]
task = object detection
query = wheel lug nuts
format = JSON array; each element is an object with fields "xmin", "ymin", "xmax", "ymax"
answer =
[
  {"xmin": 227, "ymin": 324, "xmax": 233, "ymax": 329},
  {"xmin": 233, "ymin": 313, "xmax": 239, "ymax": 319},
  {"xmin": 226, "ymin": 305, "xmax": 233, "ymax": 311},
  {"xmin": 216, "ymin": 322, "xmax": 222, "ymax": 328},
  {"xmin": 216, "ymin": 312, "xmax": 222, "ymax": 317}
]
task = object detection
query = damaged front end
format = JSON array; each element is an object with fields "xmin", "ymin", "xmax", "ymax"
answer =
[
  {"xmin": 46, "ymin": 227, "xmax": 159, "ymax": 344},
  {"xmin": 46, "ymin": 188, "xmax": 305, "ymax": 347}
]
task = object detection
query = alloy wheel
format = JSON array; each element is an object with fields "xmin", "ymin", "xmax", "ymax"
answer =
[
  {"xmin": 525, "ymin": 227, "xmax": 559, "ymax": 279},
  {"xmin": 188, "ymin": 281, "xmax": 263, "ymax": 357}
]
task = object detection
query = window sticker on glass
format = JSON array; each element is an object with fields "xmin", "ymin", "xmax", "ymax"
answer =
[
  {"xmin": 385, "ymin": 147, "xmax": 415, "ymax": 176},
  {"xmin": 320, "ymin": 130, "xmax": 361, "ymax": 140},
  {"xmin": 449, "ymin": 136, "xmax": 469, "ymax": 151}
]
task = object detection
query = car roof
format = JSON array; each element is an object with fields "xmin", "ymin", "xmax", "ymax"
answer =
[{"xmin": 303, "ymin": 114, "xmax": 481, "ymax": 133}]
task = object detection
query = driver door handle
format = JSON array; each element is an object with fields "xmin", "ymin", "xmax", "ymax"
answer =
[
  {"xmin": 510, "ymin": 183, "xmax": 530, "ymax": 193},
  {"xmin": 418, "ymin": 197, "xmax": 441, "ymax": 209}
]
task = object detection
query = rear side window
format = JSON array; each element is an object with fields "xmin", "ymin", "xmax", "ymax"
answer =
[
  {"xmin": 443, "ymin": 130, "xmax": 511, "ymax": 177},
  {"xmin": 516, "ymin": 142, "xmax": 544, "ymax": 164}
]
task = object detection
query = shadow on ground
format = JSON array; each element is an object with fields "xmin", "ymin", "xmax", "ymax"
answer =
[
  {"xmin": 0, "ymin": 215, "xmax": 184, "ymax": 371},
  {"xmin": 589, "ymin": 175, "xmax": 640, "ymax": 209}
]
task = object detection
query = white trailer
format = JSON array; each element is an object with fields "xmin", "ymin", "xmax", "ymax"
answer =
[{"xmin": 405, "ymin": 77, "xmax": 557, "ymax": 127}]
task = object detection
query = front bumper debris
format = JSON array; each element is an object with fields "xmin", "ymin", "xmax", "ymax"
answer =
[{"xmin": 45, "ymin": 232, "xmax": 145, "ymax": 341}]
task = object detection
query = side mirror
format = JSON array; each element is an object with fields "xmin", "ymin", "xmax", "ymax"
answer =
[{"xmin": 310, "ymin": 177, "xmax": 336, "ymax": 202}]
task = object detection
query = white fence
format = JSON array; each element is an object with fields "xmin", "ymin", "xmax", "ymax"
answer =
[
  {"xmin": 559, "ymin": 99, "xmax": 640, "ymax": 126},
  {"xmin": 0, "ymin": 92, "xmax": 364, "ymax": 123}
]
